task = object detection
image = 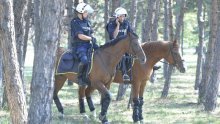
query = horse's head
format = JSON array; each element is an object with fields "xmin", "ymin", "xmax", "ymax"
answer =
[
  {"xmin": 127, "ymin": 32, "xmax": 146, "ymax": 64},
  {"xmin": 166, "ymin": 40, "xmax": 186, "ymax": 73}
]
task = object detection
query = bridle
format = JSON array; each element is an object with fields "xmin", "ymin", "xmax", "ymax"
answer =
[
  {"xmin": 127, "ymin": 35, "xmax": 143, "ymax": 60},
  {"xmin": 158, "ymin": 43, "xmax": 184, "ymax": 68}
]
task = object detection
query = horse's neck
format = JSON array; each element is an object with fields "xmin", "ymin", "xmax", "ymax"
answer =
[
  {"xmin": 99, "ymin": 39, "xmax": 128, "ymax": 71},
  {"xmin": 144, "ymin": 42, "xmax": 170, "ymax": 62}
]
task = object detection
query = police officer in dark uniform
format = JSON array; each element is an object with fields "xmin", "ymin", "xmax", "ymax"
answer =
[
  {"xmin": 106, "ymin": 7, "xmax": 132, "ymax": 82},
  {"xmin": 71, "ymin": 2, "xmax": 98, "ymax": 87}
]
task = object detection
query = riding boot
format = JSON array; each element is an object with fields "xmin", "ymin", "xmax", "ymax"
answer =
[
  {"xmin": 78, "ymin": 62, "xmax": 87, "ymax": 87},
  {"xmin": 122, "ymin": 57, "xmax": 130, "ymax": 82},
  {"xmin": 153, "ymin": 65, "xmax": 161, "ymax": 71}
]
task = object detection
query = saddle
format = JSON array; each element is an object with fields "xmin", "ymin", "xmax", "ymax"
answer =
[{"xmin": 56, "ymin": 47, "xmax": 93, "ymax": 82}]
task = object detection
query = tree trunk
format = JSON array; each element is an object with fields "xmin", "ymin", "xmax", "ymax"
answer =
[
  {"xmin": 198, "ymin": 0, "xmax": 217, "ymax": 104},
  {"xmin": 0, "ymin": 0, "xmax": 28, "ymax": 123},
  {"xmin": 151, "ymin": 0, "xmax": 161, "ymax": 41},
  {"xmin": 143, "ymin": 0, "xmax": 156, "ymax": 42},
  {"xmin": 66, "ymin": 0, "xmax": 74, "ymax": 86},
  {"xmin": 23, "ymin": 0, "xmax": 33, "ymax": 63},
  {"xmin": 174, "ymin": 0, "xmax": 185, "ymax": 41},
  {"xmin": 204, "ymin": 26, "xmax": 220, "ymax": 112},
  {"xmin": 163, "ymin": 0, "xmax": 169, "ymax": 78},
  {"xmin": 111, "ymin": 0, "xmax": 120, "ymax": 15},
  {"xmin": 149, "ymin": 0, "xmax": 161, "ymax": 83},
  {"xmin": 130, "ymin": 0, "xmax": 138, "ymax": 31},
  {"xmin": 161, "ymin": 65, "xmax": 173, "ymax": 97},
  {"xmin": 194, "ymin": 0, "xmax": 205, "ymax": 90},
  {"xmin": 161, "ymin": 0, "xmax": 185, "ymax": 98},
  {"xmin": 13, "ymin": 0, "xmax": 28, "ymax": 96},
  {"xmin": 27, "ymin": 0, "xmax": 63, "ymax": 123},
  {"xmin": 204, "ymin": 0, "xmax": 219, "ymax": 111},
  {"xmin": 104, "ymin": 0, "xmax": 109, "ymax": 41},
  {"xmin": 0, "ymin": 47, "xmax": 2, "ymax": 107}
]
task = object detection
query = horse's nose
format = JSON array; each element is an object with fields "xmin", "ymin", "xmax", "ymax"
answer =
[
  {"xmin": 180, "ymin": 61, "xmax": 187, "ymax": 73},
  {"xmin": 181, "ymin": 67, "xmax": 186, "ymax": 73}
]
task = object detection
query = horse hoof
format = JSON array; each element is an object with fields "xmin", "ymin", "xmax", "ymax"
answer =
[
  {"xmin": 81, "ymin": 113, "xmax": 90, "ymax": 123},
  {"xmin": 133, "ymin": 121, "xmax": 140, "ymax": 124},
  {"xmin": 140, "ymin": 120, "xmax": 144, "ymax": 124},
  {"xmin": 89, "ymin": 110, "xmax": 96, "ymax": 119},
  {"xmin": 103, "ymin": 122, "xmax": 110, "ymax": 124},
  {"xmin": 58, "ymin": 113, "xmax": 64, "ymax": 120}
]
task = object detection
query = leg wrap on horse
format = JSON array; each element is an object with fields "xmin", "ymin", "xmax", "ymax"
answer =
[
  {"xmin": 53, "ymin": 95, "xmax": 64, "ymax": 114},
  {"xmin": 138, "ymin": 97, "xmax": 144, "ymax": 120},
  {"xmin": 99, "ymin": 92, "xmax": 111, "ymax": 123},
  {"xmin": 79, "ymin": 98, "xmax": 86, "ymax": 113},
  {"xmin": 132, "ymin": 98, "xmax": 140, "ymax": 122},
  {"xmin": 86, "ymin": 97, "xmax": 95, "ymax": 111}
]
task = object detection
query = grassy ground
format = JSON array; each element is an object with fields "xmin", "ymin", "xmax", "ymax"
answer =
[{"xmin": 1, "ymin": 49, "xmax": 220, "ymax": 124}]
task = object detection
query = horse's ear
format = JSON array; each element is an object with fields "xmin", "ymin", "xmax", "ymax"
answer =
[{"xmin": 173, "ymin": 39, "xmax": 179, "ymax": 48}]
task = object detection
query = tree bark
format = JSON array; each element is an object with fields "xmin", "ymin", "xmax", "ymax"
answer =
[
  {"xmin": 111, "ymin": 0, "xmax": 120, "ymax": 16},
  {"xmin": 150, "ymin": 0, "xmax": 161, "ymax": 83},
  {"xmin": 27, "ymin": 0, "xmax": 63, "ymax": 123},
  {"xmin": 161, "ymin": 0, "xmax": 185, "ymax": 98},
  {"xmin": 130, "ymin": 0, "xmax": 138, "ymax": 31},
  {"xmin": 104, "ymin": 0, "xmax": 109, "ymax": 41},
  {"xmin": 0, "ymin": 43, "xmax": 3, "ymax": 107},
  {"xmin": 66, "ymin": 0, "xmax": 74, "ymax": 86},
  {"xmin": 23, "ymin": 0, "xmax": 33, "ymax": 63},
  {"xmin": 163, "ymin": 0, "xmax": 169, "ymax": 78},
  {"xmin": 194, "ymin": 0, "xmax": 205, "ymax": 90},
  {"xmin": 151, "ymin": 0, "xmax": 161, "ymax": 41},
  {"xmin": 204, "ymin": 0, "xmax": 219, "ymax": 111},
  {"xmin": 204, "ymin": 26, "xmax": 220, "ymax": 112},
  {"xmin": 143, "ymin": 0, "xmax": 156, "ymax": 42},
  {"xmin": 0, "ymin": 0, "xmax": 28, "ymax": 123},
  {"xmin": 198, "ymin": 0, "xmax": 218, "ymax": 104}
]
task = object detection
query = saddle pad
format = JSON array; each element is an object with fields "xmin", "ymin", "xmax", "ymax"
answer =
[{"xmin": 55, "ymin": 49, "xmax": 94, "ymax": 75}]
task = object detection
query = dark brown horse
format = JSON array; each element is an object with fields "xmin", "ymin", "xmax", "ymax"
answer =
[
  {"xmin": 53, "ymin": 32, "xmax": 146, "ymax": 123},
  {"xmin": 83, "ymin": 40, "xmax": 186, "ymax": 123}
]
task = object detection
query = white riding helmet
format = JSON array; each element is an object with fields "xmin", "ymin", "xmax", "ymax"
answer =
[
  {"xmin": 114, "ymin": 7, "xmax": 128, "ymax": 17},
  {"xmin": 76, "ymin": 3, "xmax": 94, "ymax": 14}
]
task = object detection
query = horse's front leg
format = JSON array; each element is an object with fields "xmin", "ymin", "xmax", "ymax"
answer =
[
  {"xmin": 54, "ymin": 75, "xmax": 67, "ymax": 119},
  {"xmin": 78, "ymin": 86, "xmax": 90, "ymax": 122},
  {"xmin": 94, "ymin": 81, "xmax": 111, "ymax": 124},
  {"xmin": 85, "ymin": 86, "xmax": 96, "ymax": 118},
  {"xmin": 132, "ymin": 81, "xmax": 141, "ymax": 123},
  {"xmin": 138, "ymin": 80, "xmax": 148, "ymax": 124}
]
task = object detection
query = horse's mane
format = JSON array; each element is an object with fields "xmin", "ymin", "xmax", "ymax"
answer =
[
  {"xmin": 99, "ymin": 35, "xmax": 127, "ymax": 49},
  {"xmin": 141, "ymin": 41, "xmax": 173, "ymax": 54}
]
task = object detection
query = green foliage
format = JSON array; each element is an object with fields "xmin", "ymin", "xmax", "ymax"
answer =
[{"xmin": 183, "ymin": 12, "xmax": 199, "ymax": 47}]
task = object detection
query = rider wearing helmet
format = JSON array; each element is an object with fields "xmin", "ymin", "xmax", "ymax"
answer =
[
  {"xmin": 71, "ymin": 2, "xmax": 98, "ymax": 87},
  {"xmin": 106, "ymin": 7, "xmax": 133, "ymax": 82}
]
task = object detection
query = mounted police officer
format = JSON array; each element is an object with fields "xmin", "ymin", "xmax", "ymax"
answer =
[
  {"xmin": 71, "ymin": 2, "xmax": 98, "ymax": 87},
  {"xmin": 106, "ymin": 7, "xmax": 133, "ymax": 82}
]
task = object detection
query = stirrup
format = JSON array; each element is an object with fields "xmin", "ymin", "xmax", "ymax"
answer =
[{"xmin": 123, "ymin": 74, "xmax": 130, "ymax": 82}]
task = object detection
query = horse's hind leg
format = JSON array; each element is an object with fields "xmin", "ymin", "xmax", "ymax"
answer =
[
  {"xmin": 85, "ymin": 87, "xmax": 96, "ymax": 118},
  {"xmin": 54, "ymin": 75, "xmax": 67, "ymax": 119},
  {"xmin": 78, "ymin": 87, "xmax": 87, "ymax": 114}
]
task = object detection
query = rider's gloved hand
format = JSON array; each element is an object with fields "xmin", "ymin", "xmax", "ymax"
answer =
[{"xmin": 91, "ymin": 37, "xmax": 99, "ymax": 50}]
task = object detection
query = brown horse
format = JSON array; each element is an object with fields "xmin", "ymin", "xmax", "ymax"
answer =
[
  {"xmin": 53, "ymin": 32, "xmax": 146, "ymax": 124},
  {"xmin": 83, "ymin": 40, "xmax": 186, "ymax": 123}
]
